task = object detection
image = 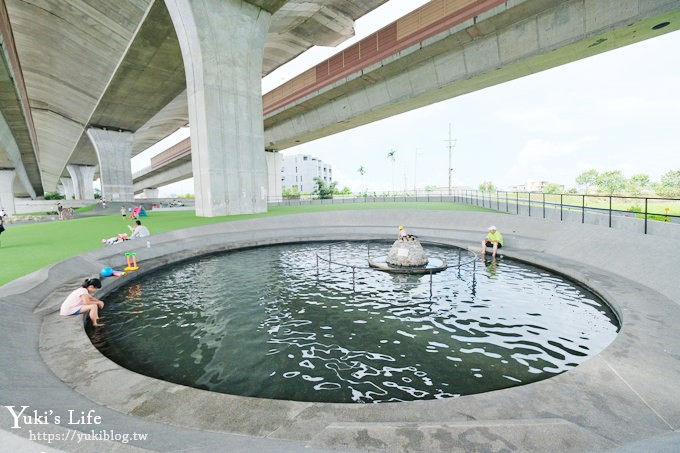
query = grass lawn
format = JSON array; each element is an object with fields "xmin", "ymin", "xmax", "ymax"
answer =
[{"xmin": 0, "ymin": 202, "xmax": 495, "ymax": 286}]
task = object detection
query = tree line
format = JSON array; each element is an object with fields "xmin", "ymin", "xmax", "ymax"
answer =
[
  {"xmin": 574, "ymin": 169, "xmax": 679, "ymax": 196},
  {"xmin": 479, "ymin": 169, "xmax": 680, "ymax": 197}
]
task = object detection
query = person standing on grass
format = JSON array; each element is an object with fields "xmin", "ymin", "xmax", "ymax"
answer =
[
  {"xmin": 0, "ymin": 214, "xmax": 5, "ymax": 237},
  {"xmin": 60, "ymin": 278, "xmax": 105, "ymax": 327}
]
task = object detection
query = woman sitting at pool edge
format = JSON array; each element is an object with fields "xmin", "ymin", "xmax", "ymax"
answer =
[{"xmin": 59, "ymin": 278, "xmax": 105, "ymax": 327}]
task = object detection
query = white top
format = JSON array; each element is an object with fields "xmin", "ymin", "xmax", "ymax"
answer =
[
  {"xmin": 60, "ymin": 287, "xmax": 88, "ymax": 315},
  {"xmin": 132, "ymin": 225, "xmax": 150, "ymax": 238}
]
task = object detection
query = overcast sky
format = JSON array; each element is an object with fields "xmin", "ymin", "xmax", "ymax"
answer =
[{"xmin": 134, "ymin": 0, "xmax": 680, "ymax": 196}]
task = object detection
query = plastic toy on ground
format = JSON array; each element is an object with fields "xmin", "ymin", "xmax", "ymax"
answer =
[{"xmin": 124, "ymin": 252, "xmax": 139, "ymax": 271}]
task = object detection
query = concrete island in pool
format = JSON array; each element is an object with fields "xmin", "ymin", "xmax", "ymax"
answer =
[{"xmin": 1, "ymin": 210, "xmax": 679, "ymax": 452}]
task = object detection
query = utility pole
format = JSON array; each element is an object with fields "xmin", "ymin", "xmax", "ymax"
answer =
[
  {"xmin": 413, "ymin": 148, "xmax": 423, "ymax": 194},
  {"xmin": 444, "ymin": 123, "xmax": 456, "ymax": 196}
]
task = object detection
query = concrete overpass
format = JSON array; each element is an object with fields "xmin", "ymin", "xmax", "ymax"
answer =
[
  {"xmin": 0, "ymin": 0, "xmax": 389, "ymax": 215},
  {"xmin": 132, "ymin": 0, "xmax": 680, "ymax": 195}
]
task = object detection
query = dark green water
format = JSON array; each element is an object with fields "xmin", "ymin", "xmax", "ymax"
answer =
[{"xmin": 90, "ymin": 242, "xmax": 619, "ymax": 403}]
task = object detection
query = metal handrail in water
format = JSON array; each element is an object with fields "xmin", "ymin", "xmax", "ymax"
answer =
[{"xmin": 313, "ymin": 241, "xmax": 479, "ymax": 295}]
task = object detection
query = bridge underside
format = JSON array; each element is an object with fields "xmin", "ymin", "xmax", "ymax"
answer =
[
  {"xmin": 0, "ymin": 0, "xmax": 388, "ymax": 204},
  {"xmin": 133, "ymin": 0, "xmax": 680, "ymax": 196}
]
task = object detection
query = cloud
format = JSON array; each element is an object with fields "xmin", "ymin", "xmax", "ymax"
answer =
[{"xmin": 502, "ymin": 137, "xmax": 596, "ymax": 187}]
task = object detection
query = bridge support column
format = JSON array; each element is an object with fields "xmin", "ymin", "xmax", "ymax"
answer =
[
  {"xmin": 0, "ymin": 169, "xmax": 16, "ymax": 215},
  {"xmin": 143, "ymin": 188, "xmax": 159, "ymax": 199},
  {"xmin": 165, "ymin": 0, "xmax": 274, "ymax": 217},
  {"xmin": 86, "ymin": 129, "xmax": 134, "ymax": 202},
  {"xmin": 60, "ymin": 176, "xmax": 75, "ymax": 200},
  {"xmin": 66, "ymin": 164, "xmax": 96, "ymax": 200}
]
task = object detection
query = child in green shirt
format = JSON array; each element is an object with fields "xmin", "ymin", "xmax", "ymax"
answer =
[{"xmin": 482, "ymin": 226, "xmax": 503, "ymax": 258}]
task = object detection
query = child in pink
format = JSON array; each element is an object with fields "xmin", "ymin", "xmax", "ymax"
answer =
[{"xmin": 60, "ymin": 278, "xmax": 105, "ymax": 327}]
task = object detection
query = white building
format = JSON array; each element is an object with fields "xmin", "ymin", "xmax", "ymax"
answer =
[
  {"xmin": 506, "ymin": 180, "xmax": 565, "ymax": 193},
  {"xmin": 281, "ymin": 154, "xmax": 333, "ymax": 193}
]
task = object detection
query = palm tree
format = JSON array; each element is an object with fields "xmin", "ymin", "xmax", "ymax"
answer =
[
  {"xmin": 387, "ymin": 150, "xmax": 396, "ymax": 192},
  {"xmin": 357, "ymin": 165, "xmax": 366, "ymax": 192}
]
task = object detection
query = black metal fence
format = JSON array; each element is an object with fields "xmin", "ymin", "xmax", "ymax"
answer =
[
  {"xmin": 453, "ymin": 190, "xmax": 680, "ymax": 234},
  {"xmin": 268, "ymin": 190, "xmax": 680, "ymax": 235}
]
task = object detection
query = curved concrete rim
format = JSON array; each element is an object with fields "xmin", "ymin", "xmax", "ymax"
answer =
[{"xmin": 3, "ymin": 210, "xmax": 679, "ymax": 452}]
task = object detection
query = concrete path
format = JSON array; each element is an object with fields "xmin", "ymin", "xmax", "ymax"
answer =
[{"xmin": 1, "ymin": 210, "xmax": 678, "ymax": 452}]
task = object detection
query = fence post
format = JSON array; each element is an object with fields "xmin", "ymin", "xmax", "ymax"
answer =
[
  {"xmin": 560, "ymin": 194, "xmax": 563, "ymax": 221},
  {"xmin": 609, "ymin": 196, "xmax": 612, "ymax": 228},
  {"xmin": 516, "ymin": 192, "xmax": 519, "ymax": 214},
  {"xmin": 542, "ymin": 193, "xmax": 546, "ymax": 218},
  {"xmin": 528, "ymin": 192, "xmax": 531, "ymax": 217},
  {"xmin": 644, "ymin": 198, "xmax": 648, "ymax": 234},
  {"xmin": 582, "ymin": 196, "xmax": 585, "ymax": 224}
]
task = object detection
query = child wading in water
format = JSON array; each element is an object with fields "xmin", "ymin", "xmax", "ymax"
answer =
[{"xmin": 59, "ymin": 278, "xmax": 105, "ymax": 327}]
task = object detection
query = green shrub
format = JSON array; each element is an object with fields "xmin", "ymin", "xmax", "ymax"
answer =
[{"xmin": 44, "ymin": 191, "xmax": 65, "ymax": 200}]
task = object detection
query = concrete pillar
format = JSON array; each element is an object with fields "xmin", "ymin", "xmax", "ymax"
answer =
[
  {"xmin": 66, "ymin": 164, "xmax": 96, "ymax": 200},
  {"xmin": 165, "ymin": 0, "xmax": 270, "ymax": 217},
  {"xmin": 143, "ymin": 188, "xmax": 159, "ymax": 199},
  {"xmin": 86, "ymin": 128, "xmax": 134, "ymax": 202},
  {"xmin": 60, "ymin": 176, "xmax": 75, "ymax": 200},
  {"xmin": 265, "ymin": 151, "xmax": 282, "ymax": 202},
  {"xmin": 0, "ymin": 169, "xmax": 16, "ymax": 215}
]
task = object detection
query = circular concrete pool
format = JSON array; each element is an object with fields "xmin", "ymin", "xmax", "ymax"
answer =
[{"xmin": 89, "ymin": 241, "xmax": 619, "ymax": 403}]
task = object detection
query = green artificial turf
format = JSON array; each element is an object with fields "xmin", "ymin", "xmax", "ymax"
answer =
[{"xmin": 0, "ymin": 202, "xmax": 495, "ymax": 286}]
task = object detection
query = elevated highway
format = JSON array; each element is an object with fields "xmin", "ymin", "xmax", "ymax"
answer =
[
  {"xmin": 133, "ymin": 0, "xmax": 680, "ymax": 193},
  {"xmin": 0, "ymin": 0, "xmax": 388, "ymax": 211}
]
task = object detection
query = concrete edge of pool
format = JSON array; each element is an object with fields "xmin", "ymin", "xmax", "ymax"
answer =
[{"xmin": 2, "ymin": 210, "xmax": 679, "ymax": 453}]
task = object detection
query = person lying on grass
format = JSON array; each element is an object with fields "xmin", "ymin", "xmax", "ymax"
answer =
[{"xmin": 101, "ymin": 233, "xmax": 129, "ymax": 245}]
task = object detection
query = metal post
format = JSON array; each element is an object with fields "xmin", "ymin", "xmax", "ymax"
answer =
[
  {"xmin": 429, "ymin": 270, "xmax": 433, "ymax": 297},
  {"xmin": 542, "ymin": 193, "xmax": 546, "ymax": 218},
  {"xmin": 582, "ymin": 196, "xmax": 585, "ymax": 224},
  {"xmin": 644, "ymin": 198, "xmax": 648, "ymax": 234},
  {"xmin": 560, "ymin": 194, "xmax": 563, "ymax": 221},
  {"xmin": 528, "ymin": 192, "xmax": 531, "ymax": 217},
  {"xmin": 609, "ymin": 196, "xmax": 612, "ymax": 228},
  {"xmin": 516, "ymin": 192, "xmax": 519, "ymax": 214},
  {"xmin": 352, "ymin": 267, "xmax": 356, "ymax": 292}
]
